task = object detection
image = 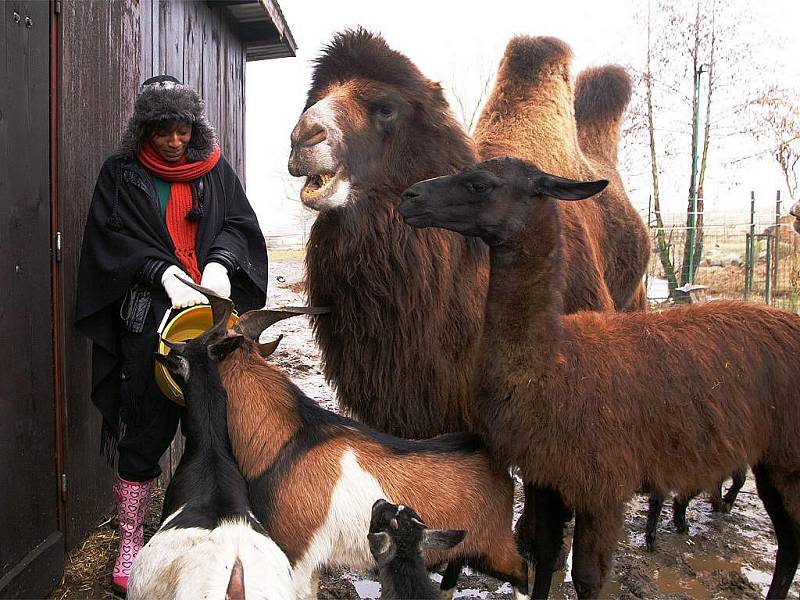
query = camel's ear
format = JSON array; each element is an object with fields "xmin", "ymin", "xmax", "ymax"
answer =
[
  {"xmin": 208, "ymin": 334, "xmax": 244, "ymax": 362},
  {"xmin": 533, "ymin": 173, "xmax": 608, "ymax": 201},
  {"xmin": 420, "ymin": 529, "xmax": 466, "ymax": 551}
]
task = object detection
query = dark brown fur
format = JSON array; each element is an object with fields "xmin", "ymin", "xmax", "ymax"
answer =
[
  {"xmin": 474, "ymin": 36, "xmax": 649, "ymax": 313},
  {"xmin": 400, "ymin": 157, "xmax": 800, "ymax": 599}
]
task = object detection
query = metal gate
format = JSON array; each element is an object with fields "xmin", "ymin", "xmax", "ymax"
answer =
[{"xmin": 0, "ymin": 1, "xmax": 65, "ymax": 596}]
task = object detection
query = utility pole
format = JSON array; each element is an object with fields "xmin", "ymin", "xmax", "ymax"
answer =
[{"xmin": 687, "ymin": 64, "xmax": 706, "ymax": 283}]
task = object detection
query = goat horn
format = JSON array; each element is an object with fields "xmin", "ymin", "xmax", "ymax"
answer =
[
  {"xmin": 175, "ymin": 275, "xmax": 234, "ymax": 343},
  {"xmin": 160, "ymin": 337, "xmax": 187, "ymax": 352},
  {"xmin": 234, "ymin": 306, "xmax": 331, "ymax": 340},
  {"xmin": 256, "ymin": 334, "xmax": 284, "ymax": 358}
]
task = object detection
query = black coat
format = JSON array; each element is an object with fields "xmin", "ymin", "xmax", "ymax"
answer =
[{"xmin": 76, "ymin": 154, "xmax": 267, "ymax": 447}]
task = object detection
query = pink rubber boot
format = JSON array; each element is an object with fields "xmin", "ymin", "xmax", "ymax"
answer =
[{"xmin": 112, "ymin": 476, "xmax": 154, "ymax": 593}]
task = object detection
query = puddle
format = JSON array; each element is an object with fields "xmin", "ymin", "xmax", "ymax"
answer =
[
  {"xmin": 654, "ymin": 567, "xmax": 711, "ymax": 599},
  {"xmin": 688, "ymin": 554, "xmax": 742, "ymax": 573}
]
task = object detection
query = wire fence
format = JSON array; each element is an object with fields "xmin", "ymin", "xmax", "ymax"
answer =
[{"xmin": 645, "ymin": 197, "xmax": 800, "ymax": 311}]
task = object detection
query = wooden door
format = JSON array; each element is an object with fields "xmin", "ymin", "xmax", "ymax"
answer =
[{"xmin": 0, "ymin": 0, "xmax": 64, "ymax": 596}]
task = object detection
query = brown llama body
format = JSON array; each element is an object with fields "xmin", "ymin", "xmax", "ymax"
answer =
[
  {"xmin": 474, "ymin": 37, "xmax": 649, "ymax": 312},
  {"xmin": 399, "ymin": 157, "xmax": 800, "ymax": 599}
]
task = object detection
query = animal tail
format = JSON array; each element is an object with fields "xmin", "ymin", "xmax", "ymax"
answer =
[
  {"xmin": 574, "ymin": 65, "xmax": 632, "ymax": 165},
  {"xmin": 225, "ymin": 557, "xmax": 245, "ymax": 600}
]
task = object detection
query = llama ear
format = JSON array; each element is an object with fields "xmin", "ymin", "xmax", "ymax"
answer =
[
  {"xmin": 368, "ymin": 532, "xmax": 395, "ymax": 563},
  {"xmin": 208, "ymin": 334, "xmax": 244, "ymax": 362},
  {"xmin": 420, "ymin": 529, "xmax": 466, "ymax": 551},
  {"xmin": 533, "ymin": 173, "xmax": 608, "ymax": 201},
  {"xmin": 256, "ymin": 335, "xmax": 284, "ymax": 358}
]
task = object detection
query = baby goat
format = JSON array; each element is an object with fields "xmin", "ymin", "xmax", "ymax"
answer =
[
  {"xmin": 645, "ymin": 468, "xmax": 747, "ymax": 550},
  {"xmin": 369, "ymin": 499, "xmax": 465, "ymax": 599},
  {"xmin": 128, "ymin": 316, "xmax": 294, "ymax": 600},
  {"xmin": 399, "ymin": 156, "xmax": 800, "ymax": 600},
  {"xmin": 177, "ymin": 280, "xmax": 529, "ymax": 600}
]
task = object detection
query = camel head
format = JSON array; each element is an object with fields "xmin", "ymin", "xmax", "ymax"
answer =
[{"xmin": 288, "ymin": 28, "xmax": 474, "ymax": 213}]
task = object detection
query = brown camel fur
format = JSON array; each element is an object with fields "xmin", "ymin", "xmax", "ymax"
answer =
[
  {"xmin": 399, "ymin": 156, "xmax": 800, "ymax": 600},
  {"xmin": 474, "ymin": 36, "xmax": 649, "ymax": 312}
]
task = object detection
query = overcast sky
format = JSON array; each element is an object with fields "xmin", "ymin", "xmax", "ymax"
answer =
[{"xmin": 245, "ymin": 1, "xmax": 800, "ymax": 237}]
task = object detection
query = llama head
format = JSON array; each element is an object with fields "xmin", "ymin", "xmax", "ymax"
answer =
[
  {"xmin": 367, "ymin": 499, "xmax": 465, "ymax": 565},
  {"xmin": 399, "ymin": 156, "xmax": 608, "ymax": 244},
  {"xmin": 288, "ymin": 28, "xmax": 473, "ymax": 212}
]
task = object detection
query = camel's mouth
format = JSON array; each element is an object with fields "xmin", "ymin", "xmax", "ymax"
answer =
[{"xmin": 300, "ymin": 169, "xmax": 346, "ymax": 210}]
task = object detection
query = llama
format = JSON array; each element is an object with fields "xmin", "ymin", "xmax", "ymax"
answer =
[
  {"xmin": 368, "ymin": 499, "xmax": 465, "ymax": 599},
  {"xmin": 474, "ymin": 36, "xmax": 650, "ymax": 313},
  {"xmin": 128, "ymin": 318, "xmax": 293, "ymax": 599},
  {"xmin": 177, "ymin": 280, "xmax": 529, "ymax": 600},
  {"xmin": 399, "ymin": 157, "xmax": 800, "ymax": 599},
  {"xmin": 645, "ymin": 469, "xmax": 748, "ymax": 550}
]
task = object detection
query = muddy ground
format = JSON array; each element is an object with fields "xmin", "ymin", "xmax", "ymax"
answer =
[{"xmin": 51, "ymin": 258, "xmax": 799, "ymax": 599}]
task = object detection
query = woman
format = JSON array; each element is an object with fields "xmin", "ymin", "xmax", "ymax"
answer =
[{"xmin": 76, "ymin": 75, "xmax": 268, "ymax": 592}]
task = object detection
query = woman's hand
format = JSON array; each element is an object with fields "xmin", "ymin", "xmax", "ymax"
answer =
[
  {"xmin": 200, "ymin": 262, "xmax": 231, "ymax": 299},
  {"xmin": 161, "ymin": 265, "xmax": 208, "ymax": 308}
]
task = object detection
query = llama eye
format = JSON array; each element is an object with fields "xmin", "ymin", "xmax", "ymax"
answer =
[{"xmin": 468, "ymin": 182, "xmax": 491, "ymax": 194}]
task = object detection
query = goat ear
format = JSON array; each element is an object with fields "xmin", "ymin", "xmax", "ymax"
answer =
[
  {"xmin": 533, "ymin": 173, "xmax": 608, "ymax": 201},
  {"xmin": 208, "ymin": 335, "xmax": 244, "ymax": 362},
  {"xmin": 420, "ymin": 529, "xmax": 466, "ymax": 551},
  {"xmin": 154, "ymin": 351, "xmax": 189, "ymax": 379},
  {"xmin": 256, "ymin": 335, "xmax": 284, "ymax": 358},
  {"xmin": 368, "ymin": 532, "xmax": 395, "ymax": 563}
]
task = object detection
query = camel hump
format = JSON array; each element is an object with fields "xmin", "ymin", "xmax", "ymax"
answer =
[
  {"xmin": 574, "ymin": 65, "xmax": 632, "ymax": 164},
  {"xmin": 498, "ymin": 36, "xmax": 573, "ymax": 84}
]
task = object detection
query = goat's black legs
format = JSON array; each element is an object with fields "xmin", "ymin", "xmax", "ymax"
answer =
[
  {"xmin": 645, "ymin": 494, "xmax": 664, "ymax": 551},
  {"xmin": 524, "ymin": 486, "xmax": 570, "ymax": 599},
  {"xmin": 571, "ymin": 505, "xmax": 622, "ymax": 600},
  {"xmin": 439, "ymin": 561, "xmax": 462, "ymax": 599},
  {"xmin": 754, "ymin": 464, "xmax": 800, "ymax": 599}
]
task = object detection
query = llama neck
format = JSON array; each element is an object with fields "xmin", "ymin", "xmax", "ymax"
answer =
[
  {"xmin": 480, "ymin": 199, "xmax": 564, "ymax": 385},
  {"xmin": 220, "ymin": 348, "xmax": 302, "ymax": 480},
  {"xmin": 379, "ymin": 553, "xmax": 437, "ymax": 600}
]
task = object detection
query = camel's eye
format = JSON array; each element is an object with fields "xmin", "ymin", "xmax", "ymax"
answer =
[{"xmin": 376, "ymin": 103, "xmax": 396, "ymax": 121}]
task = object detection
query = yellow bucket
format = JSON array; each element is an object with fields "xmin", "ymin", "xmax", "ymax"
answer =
[{"xmin": 155, "ymin": 305, "xmax": 238, "ymax": 405}]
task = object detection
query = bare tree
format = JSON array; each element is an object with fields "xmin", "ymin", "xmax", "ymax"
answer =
[
  {"xmin": 751, "ymin": 93, "xmax": 800, "ymax": 203},
  {"xmin": 445, "ymin": 55, "xmax": 496, "ymax": 135}
]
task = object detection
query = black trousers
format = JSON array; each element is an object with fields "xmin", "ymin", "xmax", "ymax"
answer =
[{"xmin": 116, "ymin": 305, "xmax": 184, "ymax": 482}]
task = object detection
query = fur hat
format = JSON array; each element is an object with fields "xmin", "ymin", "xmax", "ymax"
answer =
[{"xmin": 117, "ymin": 75, "xmax": 217, "ymax": 161}]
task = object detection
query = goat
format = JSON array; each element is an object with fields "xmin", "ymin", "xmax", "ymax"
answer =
[
  {"xmin": 399, "ymin": 156, "xmax": 800, "ymax": 599},
  {"xmin": 645, "ymin": 468, "xmax": 748, "ymax": 550},
  {"xmin": 128, "ymin": 312, "xmax": 294, "ymax": 600},
  {"xmin": 474, "ymin": 36, "xmax": 649, "ymax": 313},
  {"xmin": 177, "ymin": 280, "xmax": 529, "ymax": 600},
  {"xmin": 368, "ymin": 499, "xmax": 465, "ymax": 599}
]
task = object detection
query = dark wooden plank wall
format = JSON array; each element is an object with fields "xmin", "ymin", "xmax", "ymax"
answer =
[
  {"xmin": 59, "ymin": 0, "xmax": 249, "ymax": 549},
  {"xmin": 58, "ymin": 0, "xmax": 142, "ymax": 550},
  {"xmin": 0, "ymin": 1, "xmax": 64, "ymax": 595}
]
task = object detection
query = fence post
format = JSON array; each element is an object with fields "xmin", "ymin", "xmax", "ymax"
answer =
[
  {"xmin": 748, "ymin": 191, "xmax": 756, "ymax": 293},
  {"xmin": 766, "ymin": 234, "xmax": 773, "ymax": 305},
  {"xmin": 744, "ymin": 232, "xmax": 751, "ymax": 301},
  {"xmin": 774, "ymin": 191, "xmax": 781, "ymax": 306}
]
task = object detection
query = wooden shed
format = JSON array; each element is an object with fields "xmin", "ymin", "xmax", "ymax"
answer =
[{"xmin": 0, "ymin": 1, "xmax": 295, "ymax": 596}]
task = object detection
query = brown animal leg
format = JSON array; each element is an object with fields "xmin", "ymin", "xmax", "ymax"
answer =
[
  {"xmin": 516, "ymin": 484, "xmax": 570, "ymax": 570},
  {"xmin": 709, "ymin": 481, "xmax": 725, "ymax": 512},
  {"xmin": 571, "ymin": 505, "xmax": 623, "ymax": 600},
  {"xmin": 721, "ymin": 468, "xmax": 747, "ymax": 513},
  {"xmin": 645, "ymin": 494, "xmax": 664, "ymax": 551},
  {"xmin": 527, "ymin": 487, "xmax": 570, "ymax": 599},
  {"xmin": 466, "ymin": 541, "xmax": 529, "ymax": 597},
  {"xmin": 622, "ymin": 281, "xmax": 647, "ymax": 312},
  {"xmin": 754, "ymin": 464, "xmax": 800, "ymax": 599},
  {"xmin": 439, "ymin": 560, "xmax": 462, "ymax": 598}
]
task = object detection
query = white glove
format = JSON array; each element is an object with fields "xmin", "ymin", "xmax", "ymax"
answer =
[
  {"xmin": 161, "ymin": 265, "xmax": 208, "ymax": 308},
  {"xmin": 200, "ymin": 261, "xmax": 231, "ymax": 299}
]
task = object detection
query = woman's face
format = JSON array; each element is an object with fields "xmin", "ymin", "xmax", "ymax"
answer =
[{"xmin": 150, "ymin": 121, "xmax": 192, "ymax": 163}]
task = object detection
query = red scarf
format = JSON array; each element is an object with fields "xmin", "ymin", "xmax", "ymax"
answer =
[{"xmin": 138, "ymin": 143, "xmax": 221, "ymax": 282}]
